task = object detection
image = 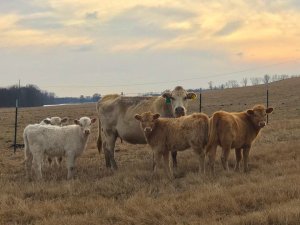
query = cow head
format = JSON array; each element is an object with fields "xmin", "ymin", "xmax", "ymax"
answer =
[
  {"xmin": 246, "ymin": 105, "xmax": 273, "ymax": 128},
  {"xmin": 41, "ymin": 117, "xmax": 69, "ymax": 126},
  {"xmin": 74, "ymin": 117, "xmax": 97, "ymax": 135},
  {"xmin": 162, "ymin": 86, "xmax": 196, "ymax": 118},
  {"xmin": 134, "ymin": 112, "xmax": 160, "ymax": 135}
]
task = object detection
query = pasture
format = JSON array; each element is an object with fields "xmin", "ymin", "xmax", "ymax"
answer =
[{"xmin": 0, "ymin": 78, "xmax": 299, "ymax": 225}]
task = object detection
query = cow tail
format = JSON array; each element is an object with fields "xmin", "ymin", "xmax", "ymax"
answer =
[
  {"xmin": 97, "ymin": 118, "xmax": 102, "ymax": 154},
  {"xmin": 204, "ymin": 116, "xmax": 209, "ymax": 146},
  {"xmin": 206, "ymin": 113, "xmax": 218, "ymax": 154}
]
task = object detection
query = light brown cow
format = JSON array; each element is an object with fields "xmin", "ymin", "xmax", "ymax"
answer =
[
  {"xmin": 135, "ymin": 111, "xmax": 209, "ymax": 179},
  {"xmin": 96, "ymin": 86, "xmax": 197, "ymax": 170},
  {"xmin": 206, "ymin": 104, "xmax": 273, "ymax": 173}
]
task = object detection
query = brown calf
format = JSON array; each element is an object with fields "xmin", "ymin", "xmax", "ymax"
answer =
[
  {"xmin": 135, "ymin": 112, "xmax": 209, "ymax": 179},
  {"xmin": 206, "ymin": 104, "xmax": 273, "ymax": 173}
]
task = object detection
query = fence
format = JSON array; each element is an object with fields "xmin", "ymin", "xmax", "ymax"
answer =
[{"xmin": 7, "ymin": 83, "xmax": 271, "ymax": 152}]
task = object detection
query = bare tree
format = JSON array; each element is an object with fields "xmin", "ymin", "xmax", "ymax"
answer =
[
  {"xmin": 263, "ymin": 74, "xmax": 270, "ymax": 84},
  {"xmin": 241, "ymin": 77, "xmax": 248, "ymax": 87},
  {"xmin": 250, "ymin": 77, "xmax": 261, "ymax": 85},
  {"xmin": 208, "ymin": 81, "xmax": 213, "ymax": 90},
  {"xmin": 227, "ymin": 80, "xmax": 239, "ymax": 88},
  {"xmin": 272, "ymin": 74, "xmax": 279, "ymax": 82}
]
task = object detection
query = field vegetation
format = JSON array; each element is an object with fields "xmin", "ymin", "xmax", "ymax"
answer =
[{"xmin": 0, "ymin": 78, "xmax": 299, "ymax": 225}]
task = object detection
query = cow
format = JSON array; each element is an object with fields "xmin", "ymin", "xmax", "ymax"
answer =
[
  {"xmin": 40, "ymin": 117, "xmax": 69, "ymax": 126},
  {"xmin": 40, "ymin": 116, "xmax": 69, "ymax": 166},
  {"xmin": 135, "ymin": 112, "xmax": 209, "ymax": 179},
  {"xmin": 23, "ymin": 117, "xmax": 96, "ymax": 180},
  {"xmin": 96, "ymin": 86, "xmax": 197, "ymax": 170},
  {"xmin": 206, "ymin": 104, "xmax": 273, "ymax": 173}
]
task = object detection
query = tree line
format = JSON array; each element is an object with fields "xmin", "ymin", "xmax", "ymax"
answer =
[
  {"xmin": 0, "ymin": 84, "xmax": 101, "ymax": 108},
  {"xmin": 207, "ymin": 74, "xmax": 299, "ymax": 90}
]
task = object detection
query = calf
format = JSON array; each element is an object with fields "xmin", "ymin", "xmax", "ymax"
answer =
[
  {"xmin": 23, "ymin": 117, "xmax": 96, "ymax": 180},
  {"xmin": 206, "ymin": 104, "xmax": 273, "ymax": 173},
  {"xmin": 40, "ymin": 117, "xmax": 68, "ymax": 126},
  {"xmin": 40, "ymin": 116, "xmax": 69, "ymax": 166},
  {"xmin": 135, "ymin": 112, "xmax": 209, "ymax": 179}
]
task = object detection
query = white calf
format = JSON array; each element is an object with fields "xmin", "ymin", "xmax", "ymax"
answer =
[
  {"xmin": 24, "ymin": 117, "xmax": 96, "ymax": 180},
  {"xmin": 40, "ymin": 116, "xmax": 69, "ymax": 166},
  {"xmin": 40, "ymin": 117, "xmax": 68, "ymax": 126}
]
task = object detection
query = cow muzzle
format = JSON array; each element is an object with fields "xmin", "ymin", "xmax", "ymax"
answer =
[
  {"xmin": 175, "ymin": 107, "xmax": 185, "ymax": 117},
  {"xmin": 84, "ymin": 130, "xmax": 91, "ymax": 135},
  {"xmin": 258, "ymin": 121, "xmax": 266, "ymax": 127},
  {"xmin": 144, "ymin": 127, "xmax": 152, "ymax": 133}
]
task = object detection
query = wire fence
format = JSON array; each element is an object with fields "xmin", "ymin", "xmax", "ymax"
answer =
[{"xmin": 5, "ymin": 81, "xmax": 273, "ymax": 152}]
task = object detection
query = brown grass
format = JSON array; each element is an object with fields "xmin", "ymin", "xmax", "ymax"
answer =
[{"xmin": 0, "ymin": 78, "xmax": 299, "ymax": 225}]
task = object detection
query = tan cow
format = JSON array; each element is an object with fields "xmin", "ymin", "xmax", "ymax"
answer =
[
  {"xmin": 96, "ymin": 86, "xmax": 197, "ymax": 170},
  {"xmin": 206, "ymin": 104, "xmax": 273, "ymax": 173},
  {"xmin": 135, "ymin": 112, "xmax": 209, "ymax": 179}
]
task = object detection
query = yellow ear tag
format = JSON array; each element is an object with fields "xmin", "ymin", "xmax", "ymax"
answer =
[{"xmin": 191, "ymin": 95, "xmax": 196, "ymax": 100}]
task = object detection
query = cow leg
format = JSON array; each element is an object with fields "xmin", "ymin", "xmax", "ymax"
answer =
[
  {"xmin": 32, "ymin": 153, "xmax": 43, "ymax": 180},
  {"xmin": 25, "ymin": 150, "xmax": 33, "ymax": 180},
  {"xmin": 243, "ymin": 147, "xmax": 251, "ymax": 173},
  {"xmin": 152, "ymin": 151, "xmax": 156, "ymax": 171},
  {"xmin": 66, "ymin": 154, "xmax": 76, "ymax": 180},
  {"xmin": 56, "ymin": 157, "xmax": 63, "ymax": 167},
  {"xmin": 195, "ymin": 147, "xmax": 205, "ymax": 174},
  {"xmin": 234, "ymin": 148, "xmax": 242, "ymax": 172},
  {"xmin": 171, "ymin": 151, "xmax": 177, "ymax": 169},
  {"xmin": 163, "ymin": 151, "xmax": 173, "ymax": 179},
  {"xmin": 221, "ymin": 146, "xmax": 231, "ymax": 171},
  {"xmin": 102, "ymin": 132, "xmax": 118, "ymax": 170},
  {"xmin": 153, "ymin": 149, "xmax": 162, "ymax": 175},
  {"xmin": 207, "ymin": 143, "xmax": 218, "ymax": 174},
  {"xmin": 47, "ymin": 157, "xmax": 53, "ymax": 166}
]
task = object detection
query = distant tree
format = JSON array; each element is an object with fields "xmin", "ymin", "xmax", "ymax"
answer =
[
  {"xmin": 279, "ymin": 74, "xmax": 289, "ymax": 80},
  {"xmin": 263, "ymin": 74, "xmax": 270, "ymax": 84},
  {"xmin": 272, "ymin": 74, "xmax": 279, "ymax": 82},
  {"xmin": 79, "ymin": 95, "xmax": 85, "ymax": 103},
  {"xmin": 250, "ymin": 77, "xmax": 261, "ymax": 85},
  {"xmin": 208, "ymin": 81, "xmax": 213, "ymax": 90},
  {"xmin": 227, "ymin": 80, "xmax": 239, "ymax": 88},
  {"xmin": 92, "ymin": 93, "xmax": 101, "ymax": 102},
  {"xmin": 241, "ymin": 77, "xmax": 248, "ymax": 87}
]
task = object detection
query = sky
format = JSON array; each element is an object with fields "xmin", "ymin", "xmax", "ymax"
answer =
[{"xmin": 0, "ymin": 0, "xmax": 299, "ymax": 97}]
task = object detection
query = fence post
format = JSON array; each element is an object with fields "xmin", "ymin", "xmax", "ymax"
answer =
[
  {"xmin": 266, "ymin": 83, "xmax": 269, "ymax": 124},
  {"xmin": 13, "ymin": 80, "xmax": 20, "ymax": 153},
  {"xmin": 199, "ymin": 88, "xmax": 202, "ymax": 113}
]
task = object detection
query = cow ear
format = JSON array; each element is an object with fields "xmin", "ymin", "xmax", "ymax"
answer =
[
  {"xmin": 74, "ymin": 119, "xmax": 80, "ymax": 125},
  {"xmin": 247, "ymin": 109, "xmax": 254, "ymax": 115},
  {"xmin": 91, "ymin": 118, "xmax": 97, "ymax": 124},
  {"xmin": 187, "ymin": 92, "xmax": 197, "ymax": 100},
  {"xmin": 61, "ymin": 117, "xmax": 69, "ymax": 123},
  {"xmin": 134, "ymin": 114, "xmax": 142, "ymax": 121},
  {"xmin": 43, "ymin": 119, "xmax": 51, "ymax": 124},
  {"xmin": 153, "ymin": 113, "xmax": 160, "ymax": 120},
  {"xmin": 162, "ymin": 92, "xmax": 172, "ymax": 99},
  {"xmin": 266, "ymin": 107, "xmax": 273, "ymax": 114}
]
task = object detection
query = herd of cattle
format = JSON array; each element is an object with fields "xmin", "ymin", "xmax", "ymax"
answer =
[{"xmin": 23, "ymin": 86, "xmax": 273, "ymax": 180}]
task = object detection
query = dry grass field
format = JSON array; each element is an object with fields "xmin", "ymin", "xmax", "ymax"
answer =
[{"xmin": 0, "ymin": 77, "xmax": 299, "ymax": 225}]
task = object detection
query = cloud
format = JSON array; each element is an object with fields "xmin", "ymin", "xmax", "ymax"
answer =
[
  {"xmin": 85, "ymin": 11, "xmax": 98, "ymax": 20},
  {"xmin": 17, "ymin": 16, "xmax": 63, "ymax": 30},
  {"xmin": 99, "ymin": 5, "xmax": 196, "ymax": 39},
  {"xmin": 215, "ymin": 20, "xmax": 243, "ymax": 36},
  {"xmin": 0, "ymin": 0, "xmax": 52, "ymax": 14}
]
